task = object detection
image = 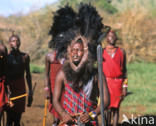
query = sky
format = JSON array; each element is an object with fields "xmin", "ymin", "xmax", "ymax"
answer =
[{"xmin": 0, "ymin": 0, "xmax": 58, "ymax": 17}]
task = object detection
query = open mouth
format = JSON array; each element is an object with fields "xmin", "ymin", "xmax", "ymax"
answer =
[{"xmin": 73, "ymin": 55, "xmax": 78, "ymax": 59}]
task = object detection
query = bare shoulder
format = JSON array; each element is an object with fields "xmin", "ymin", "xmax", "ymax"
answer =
[
  {"xmin": 45, "ymin": 51, "xmax": 55, "ymax": 62},
  {"xmin": 56, "ymin": 69, "xmax": 67, "ymax": 84},
  {"xmin": 57, "ymin": 69, "xmax": 65, "ymax": 78}
]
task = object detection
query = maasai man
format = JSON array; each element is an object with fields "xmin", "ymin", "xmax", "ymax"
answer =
[
  {"xmin": 5, "ymin": 34, "xmax": 33, "ymax": 126},
  {"xmin": 102, "ymin": 30, "xmax": 127, "ymax": 126},
  {"xmin": 45, "ymin": 6, "xmax": 76, "ymax": 125},
  {"xmin": 51, "ymin": 4, "xmax": 110, "ymax": 126},
  {"xmin": 45, "ymin": 50, "xmax": 65, "ymax": 126},
  {"xmin": 0, "ymin": 41, "xmax": 8, "ymax": 124}
]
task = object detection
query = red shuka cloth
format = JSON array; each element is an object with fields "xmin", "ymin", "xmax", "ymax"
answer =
[
  {"xmin": 62, "ymin": 83, "xmax": 98, "ymax": 126},
  {"xmin": 9, "ymin": 77, "xmax": 26, "ymax": 113},
  {"xmin": 0, "ymin": 77, "xmax": 8, "ymax": 112},
  {"xmin": 103, "ymin": 47, "xmax": 124, "ymax": 108},
  {"xmin": 48, "ymin": 61, "xmax": 63, "ymax": 118}
]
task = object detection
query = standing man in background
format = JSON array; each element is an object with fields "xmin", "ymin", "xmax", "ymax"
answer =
[
  {"xmin": 102, "ymin": 30, "xmax": 128, "ymax": 126},
  {"xmin": 45, "ymin": 49, "xmax": 65, "ymax": 126},
  {"xmin": 44, "ymin": 5, "xmax": 76, "ymax": 125},
  {"xmin": 0, "ymin": 41, "xmax": 8, "ymax": 125},
  {"xmin": 5, "ymin": 34, "xmax": 33, "ymax": 126}
]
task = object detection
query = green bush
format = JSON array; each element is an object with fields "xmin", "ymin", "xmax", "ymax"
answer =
[{"xmin": 30, "ymin": 64, "xmax": 44, "ymax": 73}]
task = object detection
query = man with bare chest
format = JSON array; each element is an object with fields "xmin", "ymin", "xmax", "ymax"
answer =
[{"xmin": 5, "ymin": 35, "xmax": 33, "ymax": 126}]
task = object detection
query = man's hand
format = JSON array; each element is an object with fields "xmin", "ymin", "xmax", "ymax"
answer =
[
  {"xmin": 61, "ymin": 112, "xmax": 73, "ymax": 124},
  {"xmin": 7, "ymin": 101, "xmax": 14, "ymax": 108},
  {"xmin": 27, "ymin": 90, "xmax": 33, "ymax": 107},
  {"xmin": 44, "ymin": 87, "xmax": 50, "ymax": 99},
  {"xmin": 79, "ymin": 112, "xmax": 90, "ymax": 123},
  {"xmin": 121, "ymin": 87, "xmax": 127, "ymax": 101}
]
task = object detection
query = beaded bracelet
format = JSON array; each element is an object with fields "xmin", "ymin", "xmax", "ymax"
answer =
[
  {"xmin": 123, "ymin": 78, "xmax": 128, "ymax": 88},
  {"xmin": 123, "ymin": 78, "xmax": 128, "ymax": 85},
  {"xmin": 89, "ymin": 111, "xmax": 97, "ymax": 120},
  {"xmin": 123, "ymin": 84, "xmax": 128, "ymax": 88}
]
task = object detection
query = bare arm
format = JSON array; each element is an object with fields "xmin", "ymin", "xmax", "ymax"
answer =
[
  {"xmin": 25, "ymin": 54, "xmax": 33, "ymax": 107},
  {"xmin": 121, "ymin": 49, "xmax": 127, "ymax": 79},
  {"xmin": 25, "ymin": 54, "xmax": 32, "ymax": 92},
  {"xmin": 53, "ymin": 70, "xmax": 73, "ymax": 123},
  {"xmin": 45, "ymin": 54, "xmax": 51, "ymax": 93},
  {"xmin": 102, "ymin": 73, "xmax": 110, "ymax": 109},
  {"xmin": 45, "ymin": 52, "xmax": 56, "ymax": 99},
  {"xmin": 120, "ymin": 48, "xmax": 128, "ymax": 98}
]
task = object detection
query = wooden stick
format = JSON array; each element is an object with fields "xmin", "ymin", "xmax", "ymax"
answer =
[
  {"xmin": 10, "ymin": 93, "xmax": 28, "ymax": 101},
  {"xmin": 43, "ymin": 99, "xmax": 48, "ymax": 126}
]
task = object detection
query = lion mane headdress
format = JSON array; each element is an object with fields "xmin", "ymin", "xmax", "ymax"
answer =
[{"xmin": 49, "ymin": 3, "xmax": 107, "ymax": 91}]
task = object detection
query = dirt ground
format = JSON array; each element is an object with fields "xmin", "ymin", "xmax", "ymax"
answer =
[
  {"xmin": 22, "ymin": 73, "xmax": 52, "ymax": 126},
  {"xmin": 20, "ymin": 74, "xmax": 150, "ymax": 126}
]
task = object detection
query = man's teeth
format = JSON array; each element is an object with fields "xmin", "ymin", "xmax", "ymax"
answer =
[{"xmin": 73, "ymin": 56, "xmax": 78, "ymax": 58}]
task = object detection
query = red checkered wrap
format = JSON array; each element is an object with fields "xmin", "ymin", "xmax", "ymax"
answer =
[
  {"xmin": 63, "ymin": 83, "xmax": 97, "ymax": 114},
  {"xmin": 62, "ymin": 83, "xmax": 98, "ymax": 125}
]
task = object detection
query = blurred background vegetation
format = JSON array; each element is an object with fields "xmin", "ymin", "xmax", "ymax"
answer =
[
  {"xmin": 0, "ymin": 0, "xmax": 156, "ymax": 114},
  {"xmin": 0, "ymin": 0, "xmax": 156, "ymax": 65}
]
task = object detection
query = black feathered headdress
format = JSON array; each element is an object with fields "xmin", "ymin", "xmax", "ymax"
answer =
[
  {"xmin": 48, "ymin": 3, "xmax": 109, "ymax": 91},
  {"xmin": 49, "ymin": 3, "xmax": 104, "ymax": 60},
  {"xmin": 48, "ymin": 5, "xmax": 77, "ymax": 49}
]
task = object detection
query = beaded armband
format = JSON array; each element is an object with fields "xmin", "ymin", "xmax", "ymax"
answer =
[
  {"xmin": 89, "ymin": 111, "xmax": 97, "ymax": 120},
  {"xmin": 123, "ymin": 78, "xmax": 128, "ymax": 88}
]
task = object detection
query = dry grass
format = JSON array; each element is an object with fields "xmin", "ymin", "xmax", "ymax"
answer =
[
  {"xmin": 102, "ymin": 3, "xmax": 156, "ymax": 62},
  {"xmin": 0, "ymin": 1, "xmax": 156, "ymax": 64}
]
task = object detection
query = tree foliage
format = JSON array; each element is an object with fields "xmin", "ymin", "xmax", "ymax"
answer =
[{"xmin": 59, "ymin": 0, "xmax": 118, "ymax": 14}]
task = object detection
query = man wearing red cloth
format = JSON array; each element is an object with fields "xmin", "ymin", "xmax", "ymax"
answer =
[
  {"xmin": 53, "ymin": 35, "xmax": 110, "ymax": 126},
  {"xmin": 49, "ymin": 4, "xmax": 110, "ymax": 125},
  {"xmin": 45, "ymin": 5, "xmax": 71, "ymax": 125},
  {"xmin": 5, "ymin": 34, "xmax": 33, "ymax": 126},
  {"xmin": 0, "ymin": 41, "xmax": 8, "ymax": 124},
  {"xmin": 102, "ymin": 30, "xmax": 128, "ymax": 126},
  {"xmin": 45, "ymin": 50, "xmax": 65, "ymax": 126}
]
